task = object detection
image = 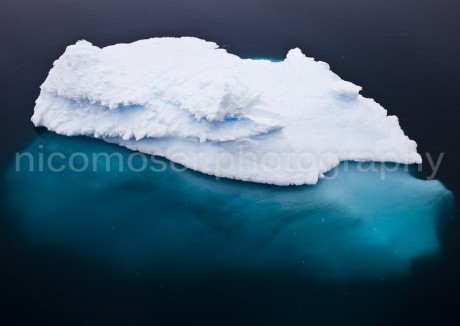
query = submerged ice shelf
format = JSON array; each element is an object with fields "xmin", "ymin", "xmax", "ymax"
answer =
[
  {"xmin": 32, "ymin": 37, "xmax": 421, "ymax": 185},
  {"xmin": 6, "ymin": 133, "xmax": 453, "ymax": 279}
]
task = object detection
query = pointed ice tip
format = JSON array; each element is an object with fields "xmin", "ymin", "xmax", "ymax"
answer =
[
  {"xmin": 74, "ymin": 39, "xmax": 94, "ymax": 47},
  {"xmin": 286, "ymin": 48, "xmax": 304, "ymax": 58},
  {"xmin": 285, "ymin": 47, "xmax": 314, "ymax": 65}
]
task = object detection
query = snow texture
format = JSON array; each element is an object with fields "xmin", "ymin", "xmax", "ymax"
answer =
[{"xmin": 32, "ymin": 37, "xmax": 422, "ymax": 185}]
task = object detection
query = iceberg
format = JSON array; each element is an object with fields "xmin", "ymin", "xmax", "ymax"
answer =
[{"xmin": 32, "ymin": 37, "xmax": 421, "ymax": 185}]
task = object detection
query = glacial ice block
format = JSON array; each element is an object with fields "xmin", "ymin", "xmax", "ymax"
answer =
[{"xmin": 32, "ymin": 37, "xmax": 422, "ymax": 185}]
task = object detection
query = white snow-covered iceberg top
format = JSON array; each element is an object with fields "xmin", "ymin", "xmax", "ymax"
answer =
[{"xmin": 32, "ymin": 37, "xmax": 422, "ymax": 185}]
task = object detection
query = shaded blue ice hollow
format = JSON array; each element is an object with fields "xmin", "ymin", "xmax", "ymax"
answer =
[{"xmin": 4, "ymin": 131, "xmax": 454, "ymax": 280}]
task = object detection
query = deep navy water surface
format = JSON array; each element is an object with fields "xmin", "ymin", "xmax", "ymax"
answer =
[{"xmin": 1, "ymin": 0, "xmax": 460, "ymax": 325}]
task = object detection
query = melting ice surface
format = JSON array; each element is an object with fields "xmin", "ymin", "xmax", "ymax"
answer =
[
  {"xmin": 32, "ymin": 37, "xmax": 422, "ymax": 185},
  {"xmin": 6, "ymin": 133, "xmax": 453, "ymax": 280}
]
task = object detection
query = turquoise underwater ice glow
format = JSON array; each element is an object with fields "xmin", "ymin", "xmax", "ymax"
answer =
[{"xmin": 5, "ymin": 132, "xmax": 453, "ymax": 280}]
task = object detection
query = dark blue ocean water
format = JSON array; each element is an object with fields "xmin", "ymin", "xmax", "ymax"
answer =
[{"xmin": 1, "ymin": 0, "xmax": 460, "ymax": 324}]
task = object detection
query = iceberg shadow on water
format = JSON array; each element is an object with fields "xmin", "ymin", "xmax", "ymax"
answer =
[{"xmin": 4, "ymin": 132, "xmax": 454, "ymax": 280}]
